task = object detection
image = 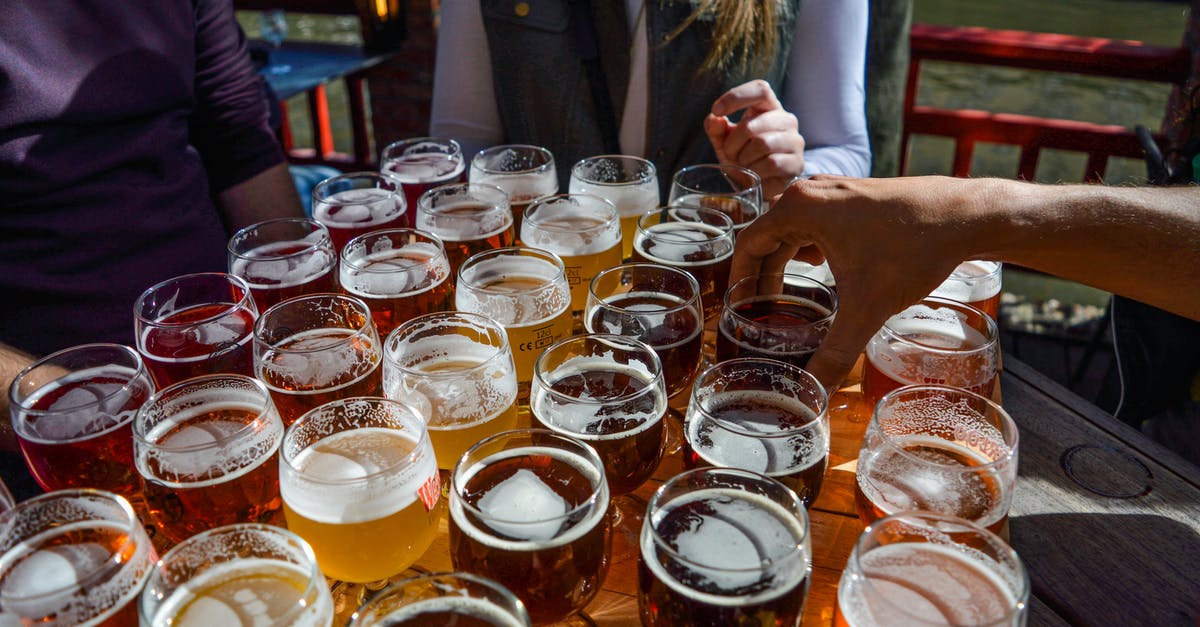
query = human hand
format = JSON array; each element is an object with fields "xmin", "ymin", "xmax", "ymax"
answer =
[{"xmin": 704, "ymin": 80, "xmax": 806, "ymax": 199}]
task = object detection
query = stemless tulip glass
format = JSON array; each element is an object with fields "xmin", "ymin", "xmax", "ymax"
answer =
[
  {"xmin": 632, "ymin": 206, "xmax": 735, "ymax": 322},
  {"xmin": 469, "ymin": 144, "xmax": 558, "ymax": 236},
  {"xmin": 521, "ymin": 193, "xmax": 623, "ymax": 316},
  {"xmin": 668, "ymin": 163, "xmax": 763, "ymax": 233},
  {"xmin": 339, "ymin": 227, "xmax": 455, "ymax": 337},
  {"xmin": 569, "ymin": 155, "xmax": 660, "ymax": 261},
  {"xmin": 350, "ymin": 571, "xmax": 532, "ymax": 627},
  {"xmin": 931, "ymin": 260, "xmax": 1004, "ymax": 320},
  {"xmin": 380, "ymin": 136, "xmax": 466, "ymax": 224},
  {"xmin": 312, "ymin": 172, "xmax": 408, "ymax": 253},
  {"xmin": 9, "ymin": 343, "xmax": 152, "ymax": 499},
  {"xmin": 415, "ymin": 182, "xmax": 516, "ymax": 276},
  {"xmin": 717, "ymin": 272, "xmax": 838, "ymax": 368},
  {"xmin": 227, "ymin": 217, "xmax": 338, "ymax": 312}
]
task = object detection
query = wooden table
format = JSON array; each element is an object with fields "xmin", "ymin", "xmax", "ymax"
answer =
[{"xmin": 412, "ymin": 356, "xmax": 1200, "ymax": 626}]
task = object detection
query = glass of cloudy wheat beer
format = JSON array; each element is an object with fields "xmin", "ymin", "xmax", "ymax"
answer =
[
  {"xmin": 380, "ymin": 136, "xmax": 466, "ymax": 225},
  {"xmin": 632, "ymin": 206, "xmax": 735, "ymax": 322},
  {"xmin": 668, "ymin": 163, "xmax": 763, "ymax": 234},
  {"xmin": 862, "ymin": 296, "xmax": 1000, "ymax": 408},
  {"xmin": 253, "ymin": 293, "xmax": 383, "ymax": 426},
  {"xmin": 835, "ymin": 512, "xmax": 1029, "ymax": 627},
  {"xmin": 449, "ymin": 429, "xmax": 611, "ymax": 625},
  {"xmin": 9, "ymin": 343, "xmax": 153, "ymax": 499},
  {"xmin": 469, "ymin": 144, "xmax": 558, "ymax": 237},
  {"xmin": 227, "ymin": 217, "xmax": 339, "ymax": 312},
  {"xmin": 133, "ymin": 374, "xmax": 284, "ymax": 545},
  {"xmin": 281, "ymin": 397, "xmax": 441, "ymax": 585},
  {"xmin": 134, "ymin": 272, "xmax": 258, "ymax": 388},
  {"xmin": 717, "ymin": 272, "xmax": 837, "ymax": 368},
  {"xmin": 415, "ymin": 182, "xmax": 516, "ymax": 277},
  {"xmin": 931, "ymin": 260, "xmax": 1003, "ymax": 320},
  {"xmin": 349, "ymin": 571, "xmax": 531, "ymax": 627},
  {"xmin": 383, "ymin": 311, "xmax": 519, "ymax": 470},
  {"xmin": 312, "ymin": 172, "xmax": 408, "ymax": 253},
  {"xmin": 639, "ymin": 468, "xmax": 811, "ymax": 627},
  {"xmin": 568, "ymin": 155, "xmax": 660, "ymax": 261},
  {"xmin": 521, "ymin": 193, "xmax": 623, "ymax": 318},
  {"xmin": 339, "ymin": 227, "xmax": 455, "ymax": 337},
  {"xmin": 0, "ymin": 490, "xmax": 156, "ymax": 627},
  {"xmin": 683, "ymin": 358, "xmax": 830, "ymax": 507},
  {"xmin": 856, "ymin": 385, "xmax": 1019, "ymax": 537},
  {"xmin": 139, "ymin": 523, "xmax": 333, "ymax": 627}
]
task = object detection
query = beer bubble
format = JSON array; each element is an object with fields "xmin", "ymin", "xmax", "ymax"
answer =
[
  {"xmin": 477, "ymin": 468, "xmax": 569, "ymax": 541},
  {"xmin": 3, "ymin": 544, "xmax": 109, "ymax": 616}
]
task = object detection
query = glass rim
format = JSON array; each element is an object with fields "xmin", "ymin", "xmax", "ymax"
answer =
[
  {"xmin": 338, "ymin": 227, "xmax": 449, "ymax": 275},
  {"xmin": 587, "ymin": 263, "xmax": 703, "ymax": 318},
  {"xmin": 456, "ymin": 246, "xmax": 568, "ymax": 294},
  {"xmin": 723, "ymin": 272, "xmax": 838, "ymax": 329},
  {"xmin": 880, "ymin": 296, "xmax": 999, "ymax": 356},
  {"xmin": 470, "ymin": 144, "xmax": 556, "ymax": 176},
  {"xmin": 870, "ymin": 384, "xmax": 1019, "ymax": 470},
  {"xmin": 9, "ymin": 342, "xmax": 149, "ymax": 416},
  {"xmin": 254, "ymin": 293, "xmax": 376, "ymax": 352},
  {"xmin": 380, "ymin": 136, "xmax": 462, "ymax": 160},
  {"xmin": 312, "ymin": 171, "xmax": 399, "ymax": 203},
  {"xmin": 133, "ymin": 272, "xmax": 255, "ymax": 328},
  {"xmin": 132, "ymin": 374, "xmax": 276, "ymax": 449},
  {"xmin": 671, "ymin": 162, "xmax": 763, "ymax": 192},
  {"xmin": 416, "ymin": 181, "xmax": 510, "ymax": 216},
  {"xmin": 352, "ymin": 570, "xmax": 530, "ymax": 625},
  {"xmin": 227, "ymin": 217, "xmax": 332, "ymax": 262},
  {"xmin": 570, "ymin": 154, "xmax": 657, "ymax": 186},
  {"xmin": 522, "ymin": 193, "xmax": 620, "ymax": 235},
  {"xmin": 636, "ymin": 205, "xmax": 736, "ymax": 241},
  {"xmin": 533, "ymin": 334, "xmax": 663, "ymax": 409},
  {"xmin": 384, "ymin": 311, "xmax": 512, "ymax": 380},
  {"xmin": 688, "ymin": 357, "xmax": 829, "ymax": 439}
]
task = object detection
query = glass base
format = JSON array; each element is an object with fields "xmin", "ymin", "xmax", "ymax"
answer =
[{"xmin": 330, "ymin": 566, "xmax": 431, "ymax": 624}]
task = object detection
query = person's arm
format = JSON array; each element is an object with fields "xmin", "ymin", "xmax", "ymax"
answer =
[
  {"xmin": 430, "ymin": 1, "xmax": 503, "ymax": 160},
  {"xmin": 731, "ymin": 175, "xmax": 1200, "ymax": 389},
  {"xmin": 215, "ymin": 160, "xmax": 303, "ymax": 233},
  {"xmin": 0, "ymin": 343, "xmax": 35, "ymax": 452}
]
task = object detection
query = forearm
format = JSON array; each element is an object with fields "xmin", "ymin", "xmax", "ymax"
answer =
[
  {"xmin": 215, "ymin": 161, "xmax": 305, "ymax": 234},
  {"xmin": 0, "ymin": 343, "xmax": 34, "ymax": 452}
]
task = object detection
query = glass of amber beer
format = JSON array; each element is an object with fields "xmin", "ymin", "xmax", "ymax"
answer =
[
  {"xmin": 632, "ymin": 206, "xmax": 735, "ymax": 322},
  {"xmin": 383, "ymin": 311, "xmax": 519, "ymax": 470},
  {"xmin": 350, "ymin": 571, "xmax": 532, "ymax": 627},
  {"xmin": 683, "ymin": 358, "xmax": 830, "ymax": 506},
  {"xmin": 281, "ymin": 397, "xmax": 441, "ymax": 585},
  {"xmin": 339, "ymin": 228, "xmax": 455, "ymax": 337},
  {"xmin": 856, "ymin": 385, "xmax": 1019, "ymax": 536},
  {"xmin": 862, "ymin": 296, "xmax": 1000, "ymax": 408},
  {"xmin": 469, "ymin": 144, "xmax": 558, "ymax": 236},
  {"xmin": 415, "ymin": 182, "xmax": 516, "ymax": 277},
  {"xmin": 717, "ymin": 272, "xmax": 837, "ymax": 368},
  {"xmin": 254, "ymin": 293, "xmax": 383, "ymax": 426},
  {"xmin": 380, "ymin": 136, "xmax": 466, "ymax": 225},
  {"xmin": 449, "ymin": 429, "xmax": 611, "ymax": 624},
  {"xmin": 521, "ymin": 194, "xmax": 623, "ymax": 316},
  {"xmin": 9, "ymin": 343, "xmax": 153, "ymax": 499},
  {"xmin": 134, "ymin": 272, "xmax": 259, "ymax": 388},
  {"xmin": 639, "ymin": 468, "xmax": 811, "ymax": 627},
  {"xmin": 835, "ymin": 511, "xmax": 1028, "ymax": 627},
  {"xmin": 0, "ymin": 489, "xmax": 157, "ymax": 626},
  {"xmin": 227, "ymin": 217, "xmax": 338, "ymax": 312},
  {"xmin": 569, "ymin": 155, "xmax": 659, "ymax": 261},
  {"xmin": 668, "ymin": 163, "xmax": 763, "ymax": 233},
  {"xmin": 139, "ymin": 523, "xmax": 334, "ymax": 626},
  {"xmin": 133, "ymin": 374, "xmax": 285, "ymax": 544},
  {"xmin": 312, "ymin": 172, "xmax": 409, "ymax": 253},
  {"xmin": 931, "ymin": 260, "xmax": 1004, "ymax": 320}
]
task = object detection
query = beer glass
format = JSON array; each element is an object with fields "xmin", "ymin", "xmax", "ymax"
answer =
[
  {"xmin": 380, "ymin": 136, "xmax": 466, "ymax": 224},
  {"xmin": 0, "ymin": 489, "xmax": 156, "ymax": 626},
  {"xmin": 683, "ymin": 358, "xmax": 830, "ymax": 506},
  {"xmin": 931, "ymin": 260, "xmax": 1003, "ymax": 320},
  {"xmin": 568, "ymin": 155, "xmax": 659, "ymax": 261},
  {"xmin": 312, "ymin": 172, "xmax": 408, "ymax": 253},
  {"xmin": 836, "ymin": 512, "xmax": 1029, "ymax": 627},
  {"xmin": 9, "ymin": 343, "xmax": 152, "ymax": 498},
  {"xmin": 455, "ymin": 247, "xmax": 573, "ymax": 403},
  {"xmin": 469, "ymin": 144, "xmax": 558, "ymax": 236},
  {"xmin": 717, "ymin": 272, "xmax": 838, "ymax": 368},
  {"xmin": 253, "ymin": 293, "xmax": 383, "ymax": 426},
  {"xmin": 133, "ymin": 374, "xmax": 285, "ymax": 544},
  {"xmin": 521, "ymin": 193, "xmax": 623, "ymax": 315},
  {"xmin": 862, "ymin": 296, "xmax": 1000, "ymax": 407},
  {"xmin": 383, "ymin": 311, "xmax": 519, "ymax": 470},
  {"xmin": 856, "ymin": 385, "xmax": 1019, "ymax": 536},
  {"xmin": 415, "ymin": 182, "xmax": 516, "ymax": 277},
  {"xmin": 227, "ymin": 217, "xmax": 338, "ymax": 312},
  {"xmin": 632, "ymin": 206, "xmax": 735, "ymax": 321},
  {"xmin": 531, "ymin": 334, "xmax": 667, "ymax": 496},
  {"xmin": 139, "ymin": 523, "xmax": 333, "ymax": 627},
  {"xmin": 449, "ymin": 429, "xmax": 611, "ymax": 624},
  {"xmin": 349, "ymin": 572, "xmax": 532, "ymax": 627},
  {"xmin": 134, "ymin": 272, "xmax": 258, "ymax": 389},
  {"xmin": 339, "ymin": 228, "xmax": 455, "ymax": 337},
  {"xmin": 280, "ymin": 397, "xmax": 441, "ymax": 584},
  {"xmin": 668, "ymin": 163, "xmax": 763, "ymax": 233},
  {"xmin": 639, "ymin": 468, "xmax": 811, "ymax": 627}
]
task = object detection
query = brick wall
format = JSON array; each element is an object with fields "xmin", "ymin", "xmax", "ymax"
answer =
[{"xmin": 364, "ymin": 0, "xmax": 439, "ymax": 152}]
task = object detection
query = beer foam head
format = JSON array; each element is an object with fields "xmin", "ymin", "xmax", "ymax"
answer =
[
  {"xmin": 341, "ymin": 241, "xmax": 449, "ymax": 298},
  {"xmin": 931, "ymin": 261, "xmax": 1002, "ymax": 304},
  {"xmin": 15, "ymin": 365, "xmax": 143, "ymax": 444},
  {"xmin": 571, "ymin": 182, "xmax": 658, "ymax": 218},
  {"xmin": 384, "ymin": 334, "xmax": 517, "ymax": 426},
  {"xmin": 532, "ymin": 356, "xmax": 665, "ymax": 440},
  {"xmin": 313, "ymin": 188, "xmax": 403, "ymax": 228},
  {"xmin": 231, "ymin": 239, "xmax": 335, "ymax": 289},
  {"xmin": 256, "ymin": 328, "xmax": 379, "ymax": 392},
  {"xmin": 635, "ymin": 222, "xmax": 734, "ymax": 267},
  {"xmin": 686, "ymin": 390, "xmax": 829, "ymax": 476},
  {"xmin": 383, "ymin": 144, "xmax": 465, "ymax": 183},
  {"xmin": 876, "ymin": 394, "xmax": 1013, "ymax": 463},
  {"xmin": 885, "ymin": 304, "xmax": 991, "ymax": 350},
  {"xmin": 150, "ymin": 558, "xmax": 330, "ymax": 627},
  {"xmin": 455, "ymin": 252, "xmax": 569, "ymax": 325}
]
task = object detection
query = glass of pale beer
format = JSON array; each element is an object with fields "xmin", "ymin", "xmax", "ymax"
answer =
[
  {"xmin": 469, "ymin": 144, "xmax": 558, "ymax": 236},
  {"xmin": 312, "ymin": 172, "xmax": 408, "ymax": 253},
  {"xmin": 931, "ymin": 260, "xmax": 1003, "ymax": 320},
  {"xmin": 717, "ymin": 272, "xmax": 838, "ymax": 368},
  {"xmin": 415, "ymin": 182, "xmax": 515, "ymax": 277},
  {"xmin": 339, "ymin": 227, "xmax": 455, "ymax": 337},
  {"xmin": 520, "ymin": 193, "xmax": 623, "ymax": 317},
  {"xmin": 568, "ymin": 155, "xmax": 660, "ymax": 261},
  {"xmin": 227, "ymin": 217, "xmax": 338, "ymax": 313},
  {"xmin": 632, "ymin": 206, "xmax": 735, "ymax": 322},
  {"xmin": 668, "ymin": 163, "xmax": 763, "ymax": 233},
  {"xmin": 380, "ymin": 136, "xmax": 466, "ymax": 225},
  {"xmin": 350, "ymin": 571, "xmax": 532, "ymax": 627}
]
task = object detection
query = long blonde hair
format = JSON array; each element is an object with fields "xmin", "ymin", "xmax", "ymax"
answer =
[{"xmin": 664, "ymin": 0, "xmax": 788, "ymax": 75}]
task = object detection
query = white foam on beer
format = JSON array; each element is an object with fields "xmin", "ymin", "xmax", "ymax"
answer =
[
  {"xmin": 374, "ymin": 595, "xmax": 526, "ymax": 626},
  {"xmin": 520, "ymin": 207, "xmax": 622, "ymax": 256},
  {"xmin": 633, "ymin": 222, "xmax": 734, "ymax": 267},
  {"xmin": 570, "ymin": 180, "xmax": 659, "ymax": 218},
  {"xmin": 231, "ymin": 240, "xmax": 335, "ymax": 289},
  {"xmin": 340, "ymin": 242, "xmax": 449, "ymax": 298},
  {"xmin": 16, "ymin": 366, "xmax": 142, "ymax": 444},
  {"xmin": 384, "ymin": 335, "xmax": 517, "ymax": 427},
  {"xmin": 141, "ymin": 325, "xmax": 253, "ymax": 366},
  {"xmin": 588, "ymin": 292, "xmax": 703, "ymax": 351},
  {"xmin": 150, "ymin": 558, "xmax": 332, "ymax": 627},
  {"xmin": 867, "ymin": 308, "xmax": 995, "ymax": 389},
  {"xmin": 640, "ymin": 488, "xmax": 809, "ymax": 607},
  {"xmin": 136, "ymin": 398, "xmax": 283, "ymax": 488},
  {"xmin": 256, "ymin": 328, "xmax": 380, "ymax": 394},
  {"xmin": 671, "ymin": 193, "xmax": 761, "ymax": 228},
  {"xmin": 416, "ymin": 199, "xmax": 513, "ymax": 242},
  {"xmin": 473, "ymin": 167, "xmax": 557, "ymax": 202},
  {"xmin": 313, "ymin": 188, "xmax": 403, "ymax": 227},
  {"xmin": 455, "ymin": 256, "xmax": 570, "ymax": 326},
  {"xmin": 686, "ymin": 390, "xmax": 829, "ymax": 476},
  {"xmin": 450, "ymin": 446, "xmax": 607, "ymax": 551},
  {"xmin": 931, "ymin": 260, "xmax": 1002, "ymax": 304},
  {"xmin": 384, "ymin": 149, "xmax": 465, "ymax": 183},
  {"xmin": 531, "ymin": 358, "xmax": 665, "ymax": 441}
]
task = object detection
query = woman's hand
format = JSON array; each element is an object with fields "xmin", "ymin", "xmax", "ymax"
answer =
[{"xmin": 704, "ymin": 80, "xmax": 806, "ymax": 199}]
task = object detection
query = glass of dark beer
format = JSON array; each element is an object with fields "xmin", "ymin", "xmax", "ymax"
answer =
[
  {"xmin": 312, "ymin": 172, "xmax": 408, "ymax": 253},
  {"xmin": 683, "ymin": 358, "xmax": 830, "ymax": 506},
  {"xmin": 717, "ymin": 272, "xmax": 837, "ymax": 368},
  {"xmin": 835, "ymin": 511, "xmax": 1028, "ymax": 627},
  {"xmin": 134, "ymin": 272, "xmax": 259, "ymax": 389},
  {"xmin": 569, "ymin": 155, "xmax": 660, "ymax": 261},
  {"xmin": 930, "ymin": 260, "xmax": 1003, "ymax": 320},
  {"xmin": 227, "ymin": 217, "xmax": 338, "ymax": 312},
  {"xmin": 856, "ymin": 385, "xmax": 1019, "ymax": 537},
  {"xmin": 449, "ymin": 429, "xmax": 611, "ymax": 624},
  {"xmin": 632, "ymin": 206, "xmax": 735, "ymax": 322},
  {"xmin": 253, "ymin": 293, "xmax": 383, "ymax": 426},
  {"xmin": 349, "ymin": 572, "xmax": 532, "ymax": 627},
  {"xmin": 415, "ymin": 182, "xmax": 516, "ymax": 277},
  {"xmin": 339, "ymin": 227, "xmax": 455, "ymax": 337},
  {"xmin": 668, "ymin": 163, "xmax": 763, "ymax": 233},
  {"xmin": 380, "ymin": 137, "xmax": 466, "ymax": 225},
  {"xmin": 639, "ymin": 467, "xmax": 811, "ymax": 627},
  {"xmin": 469, "ymin": 144, "xmax": 558, "ymax": 236},
  {"xmin": 9, "ymin": 343, "xmax": 153, "ymax": 499}
]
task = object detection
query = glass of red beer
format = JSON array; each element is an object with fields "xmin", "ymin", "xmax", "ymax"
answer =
[
  {"xmin": 312, "ymin": 172, "xmax": 408, "ymax": 253},
  {"xmin": 835, "ymin": 511, "xmax": 1028, "ymax": 627},
  {"xmin": 133, "ymin": 374, "xmax": 285, "ymax": 545},
  {"xmin": 717, "ymin": 272, "xmax": 837, "ymax": 368},
  {"xmin": 9, "ymin": 343, "xmax": 152, "ymax": 499},
  {"xmin": 253, "ymin": 293, "xmax": 383, "ymax": 426},
  {"xmin": 862, "ymin": 296, "xmax": 1000, "ymax": 408},
  {"xmin": 339, "ymin": 227, "xmax": 455, "ymax": 337},
  {"xmin": 349, "ymin": 571, "xmax": 532, "ymax": 627},
  {"xmin": 632, "ymin": 206, "xmax": 735, "ymax": 322},
  {"xmin": 931, "ymin": 260, "xmax": 1003, "ymax": 320},
  {"xmin": 415, "ymin": 182, "xmax": 516, "ymax": 277},
  {"xmin": 855, "ymin": 384, "xmax": 1019, "ymax": 537},
  {"xmin": 638, "ymin": 467, "xmax": 811, "ymax": 627},
  {"xmin": 227, "ymin": 217, "xmax": 338, "ymax": 312},
  {"xmin": 380, "ymin": 137, "xmax": 466, "ymax": 225},
  {"xmin": 0, "ymin": 489, "xmax": 157, "ymax": 626},
  {"xmin": 134, "ymin": 272, "xmax": 258, "ymax": 389},
  {"xmin": 449, "ymin": 429, "xmax": 611, "ymax": 625},
  {"xmin": 683, "ymin": 358, "xmax": 830, "ymax": 507},
  {"xmin": 469, "ymin": 144, "xmax": 558, "ymax": 237},
  {"xmin": 667, "ymin": 163, "xmax": 763, "ymax": 233}
]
